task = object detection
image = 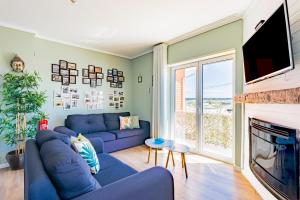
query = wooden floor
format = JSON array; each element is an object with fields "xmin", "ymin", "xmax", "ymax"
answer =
[{"xmin": 0, "ymin": 145, "xmax": 261, "ymax": 200}]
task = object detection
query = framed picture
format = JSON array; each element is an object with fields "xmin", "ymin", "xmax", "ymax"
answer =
[
  {"xmin": 117, "ymin": 71, "xmax": 123, "ymax": 76},
  {"xmin": 82, "ymin": 69, "xmax": 89, "ymax": 77},
  {"xmin": 110, "ymin": 82, "xmax": 117, "ymax": 88},
  {"xmin": 113, "ymin": 76, "xmax": 118, "ymax": 83},
  {"xmin": 60, "ymin": 69, "xmax": 69, "ymax": 76},
  {"xmin": 59, "ymin": 60, "xmax": 68, "ymax": 69},
  {"xmin": 62, "ymin": 76, "xmax": 70, "ymax": 86},
  {"xmin": 118, "ymin": 82, "xmax": 122, "ymax": 88},
  {"xmin": 112, "ymin": 69, "xmax": 118, "ymax": 76},
  {"xmin": 96, "ymin": 79, "xmax": 102, "ymax": 86},
  {"xmin": 52, "ymin": 74, "xmax": 62, "ymax": 82},
  {"xmin": 107, "ymin": 69, "xmax": 113, "ymax": 76},
  {"xmin": 95, "ymin": 67, "xmax": 102, "ymax": 73},
  {"xmin": 82, "ymin": 78, "xmax": 90, "ymax": 84},
  {"xmin": 52, "ymin": 64, "xmax": 60, "ymax": 74},
  {"xmin": 90, "ymin": 79, "xmax": 96, "ymax": 88},
  {"xmin": 96, "ymin": 73, "xmax": 104, "ymax": 79},
  {"xmin": 67, "ymin": 62, "xmax": 76, "ymax": 70},
  {"xmin": 69, "ymin": 76, "xmax": 76, "ymax": 84},
  {"xmin": 69, "ymin": 70, "xmax": 78, "ymax": 76},
  {"xmin": 89, "ymin": 73, "xmax": 96, "ymax": 79},
  {"xmin": 118, "ymin": 76, "xmax": 124, "ymax": 82},
  {"xmin": 62, "ymin": 86, "xmax": 70, "ymax": 95},
  {"xmin": 88, "ymin": 65, "xmax": 95, "ymax": 73},
  {"xmin": 107, "ymin": 76, "xmax": 113, "ymax": 82}
]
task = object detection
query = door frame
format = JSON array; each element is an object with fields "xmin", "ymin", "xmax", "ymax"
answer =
[{"xmin": 170, "ymin": 52, "xmax": 236, "ymax": 164}]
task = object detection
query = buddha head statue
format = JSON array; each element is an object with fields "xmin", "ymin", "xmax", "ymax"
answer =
[{"xmin": 10, "ymin": 55, "xmax": 25, "ymax": 73}]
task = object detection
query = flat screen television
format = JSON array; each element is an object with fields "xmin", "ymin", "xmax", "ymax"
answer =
[{"xmin": 242, "ymin": 0, "xmax": 294, "ymax": 84}]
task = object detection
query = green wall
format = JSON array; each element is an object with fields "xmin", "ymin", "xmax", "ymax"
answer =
[
  {"xmin": 133, "ymin": 20, "xmax": 244, "ymax": 168},
  {"xmin": 0, "ymin": 26, "xmax": 133, "ymax": 164},
  {"xmin": 131, "ymin": 53, "xmax": 153, "ymax": 122}
]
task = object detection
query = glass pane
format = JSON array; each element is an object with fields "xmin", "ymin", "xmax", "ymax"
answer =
[
  {"xmin": 174, "ymin": 66, "xmax": 197, "ymax": 149},
  {"xmin": 202, "ymin": 59, "xmax": 233, "ymax": 159}
]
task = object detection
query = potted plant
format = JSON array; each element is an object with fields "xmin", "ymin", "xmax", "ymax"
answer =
[{"xmin": 0, "ymin": 72, "xmax": 47, "ymax": 170}]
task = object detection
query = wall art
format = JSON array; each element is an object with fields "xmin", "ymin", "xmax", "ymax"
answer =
[
  {"xmin": 51, "ymin": 60, "xmax": 79, "ymax": 85},
  {"xmin": 84, "ymin": 90, "xmax": 104, "ymax": 110},
  {"xmin": 106, "ymin": 68, "xmax": 125, "ymax": 88},
  {"xmin": 82, "ymin": 65, "xmax": 104, "ymax": 88},
  {"xmin": 108, "ymin": 90, "xmax": 124, "ymax": 109},
  {"xmin": 53, "ymin": 86, "xmax": 80, "ymax": 110}
]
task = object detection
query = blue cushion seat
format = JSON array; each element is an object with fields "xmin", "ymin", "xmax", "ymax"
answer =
[
  {"xmin": 40, "ymin": 139, "xmax": 101, "ymax": 200},
  {"xmin": 110, "ymin": 129, "xmax": 144, "ymax": 139},
  {"xmin": 84, "ymin": 132, "xmax": 116, "ymax": 142},
  {"xmin": 93, "ymin": 153, "xmax": 137, "ymax": 186}
]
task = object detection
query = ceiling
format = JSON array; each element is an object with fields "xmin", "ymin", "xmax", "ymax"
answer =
[{"xmin": 0, "ymin": 0, "xmax": 253, "ymax": 59}]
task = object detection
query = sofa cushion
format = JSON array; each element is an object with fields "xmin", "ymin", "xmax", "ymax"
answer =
[
  {"xmin": 71, "ymin": 134, "xmax": 100, "ymax": 174},
  {"xmin": 66, "ymin": 114, "xmax": 107, "ymax": 133},
  {"xmin": 103, "ymin": 112, "xmax": 130, "ymax": 131},
  {"xmin": 36, "ymin": 130, "xmax": 71, "ymax": 148},
  {"xmin": 110, "ymin": 129, "xmax": 144, "ymax": 139},
  {"xmin": 93, "ymin": 153, "xmax": 137, "ymax": 186},
  {"xmin": 84, "ymin": 132, "xmax": 116, "ymax": 142},
  {"xmin": 40, "ymin": 139, "xmax": 101, "ymax": 200}
]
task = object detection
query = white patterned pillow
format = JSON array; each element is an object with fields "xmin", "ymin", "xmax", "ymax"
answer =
[{"xmin": 71, "ymin": 134, "xmax": 100, "ymax": 174}]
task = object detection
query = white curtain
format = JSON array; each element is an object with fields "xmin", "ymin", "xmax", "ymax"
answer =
[{"xmin": 152, "ymin": 43, "xmax": 168, "ymax": 138}]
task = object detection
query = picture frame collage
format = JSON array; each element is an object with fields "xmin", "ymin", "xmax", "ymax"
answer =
[
  {"xmin": 51, "ymin": 60, "xmax": 79, "ymax": 85},
  {"xmin": 106, "ymin": 68, "xmax": 125, "ymax": 88},
  {"xmin": 82, "ymin": 65, "xmax": 104, "ymax": 88}
]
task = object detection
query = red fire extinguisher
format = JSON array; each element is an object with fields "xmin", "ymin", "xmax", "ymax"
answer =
[{"xmin": 39, "ymin": 119, "xmax": 48, "ymax": 131}]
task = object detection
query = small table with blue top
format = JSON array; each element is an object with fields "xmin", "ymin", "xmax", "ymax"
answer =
[{"xmin": 145, "ymin": 138, "xmax": 190, "ymax": 178}]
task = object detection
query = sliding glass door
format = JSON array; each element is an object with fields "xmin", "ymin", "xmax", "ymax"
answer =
[{"xmin": 172, "ymin": 55, "xmax": 234, "ymax": 162}]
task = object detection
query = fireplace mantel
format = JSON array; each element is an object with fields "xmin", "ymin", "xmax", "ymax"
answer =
[{"xmin": 234, "ymin": 87, "xmax": 300, "ymax": 104}]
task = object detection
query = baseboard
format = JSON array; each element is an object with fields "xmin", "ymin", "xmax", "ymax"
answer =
[
  {"xmin": 0, "ymin": 163, "xmax": 9, "ymax": 169},
  {"xmin": 234, "ymin": 165, "xmax": 242, "ymax": 171}
]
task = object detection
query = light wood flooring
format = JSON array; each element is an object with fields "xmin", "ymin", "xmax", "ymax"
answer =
[{"xmin": 0, "ymin": 145, "xmax": 261, "ymax": 200}]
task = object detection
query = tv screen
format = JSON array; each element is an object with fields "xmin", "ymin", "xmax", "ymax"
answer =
[{"xmin": 243, "ymin": 2, "xmax": 294, "ymax": 84}]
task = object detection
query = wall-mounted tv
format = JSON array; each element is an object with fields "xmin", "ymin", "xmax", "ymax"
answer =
[{"xmin": 242, "ymin": 0, "xmax": 294, "ymax": 84}]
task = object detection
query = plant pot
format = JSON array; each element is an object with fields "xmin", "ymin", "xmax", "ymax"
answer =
[{"xmin": 5, "ymin": 150, "xmax": 24, "ymax": 170}]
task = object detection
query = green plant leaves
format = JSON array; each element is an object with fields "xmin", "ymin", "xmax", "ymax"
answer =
[{"xmin": 0, "ymin": 71, "xmax": 47, "ymax": 146}]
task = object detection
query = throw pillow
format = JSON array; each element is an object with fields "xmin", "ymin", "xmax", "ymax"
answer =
[
  {"xmin": 71, "ymin": 134, "xmax": 100, "ymax": 174},
  {"xmin": 130, "ymin": 116, "xmax": 140, "ymax": 129},
  {"xmin": 120, "ymin": 116, "xmax": 140, "ymax": 130},
  {"xmin": 40, "ymin": 139, "xmax": 101, "ymax": 200},
  {"xmin": 120, "ymin": 116, "xmax": 132, "ymax": 130}
]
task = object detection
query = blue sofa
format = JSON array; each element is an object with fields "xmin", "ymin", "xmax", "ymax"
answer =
[
  {"xmin": 54, "ymin": 112, "xmax": 150, "ymax": 153},
  {"xmin": 25, "ymin": 130, "xmax": 174, "ymax": 200}
]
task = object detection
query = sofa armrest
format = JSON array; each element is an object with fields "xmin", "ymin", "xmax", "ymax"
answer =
[
  {"xmin": 72, "ymin": 167, "xmax": 174, "ymax": 200},
  {"xmin": 139, "ymin": 120, "xmax": 150, "ymax": 139},
  {"xmin": 88, "ymin": 138, "xmax": 104, "ymax": 154},
  {"xmin": 53, "ymin": 126, "xmax": 77, "ymax": 137}
]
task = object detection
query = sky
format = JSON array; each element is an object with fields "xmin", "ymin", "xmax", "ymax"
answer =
[{"xmin": 184, "ymin": 59, "xmax": 233, "ymax": 99}]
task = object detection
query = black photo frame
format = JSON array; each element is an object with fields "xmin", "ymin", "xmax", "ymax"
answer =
[
  {"xmin": 96, "ymin": 79, "xmax": 102, "ymax": 86},
  {"xmin": 82, "ymin": 69, "xmax": 89, "ymax": 77},
  {"xmin": 67, "ymin": 62, "xmax": 77, "ymax": 70},
  {"xmin": 69, "ymin": 76, "xmax": 76, "ymax": 84},
  {"xmin": 69, "ymin": 70, "xmax": 78, "ymax": 76},
  {"xmin": 90, "ymin": 79, "xmax": 96, "ymax": 88},
  {"xmin": 59, "ymin": 60, "xmax": 68, "ymax": 69},
  {"xmin": 88, "ymin": 65, "xmax": 95, "ymax": 73},
  {"xmin": 62, "ymin": 76, "xmax": 70, "ymax": 86},
  {"xmin": 112, "ymin": 68, "xmax": 118, "ymax": 76},
  {"xmin": 82, "ymin": 78, "xmax": 90, "ymax": 84},
  {"xmin": 52, "ymin": 64, "xmax": 60, "ymax": 74},
  {"xmin": 52, "ymin": 74, "xmax": 62, "ymax": 82}
]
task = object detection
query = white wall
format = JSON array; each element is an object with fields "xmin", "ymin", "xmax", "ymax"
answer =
[{"xmin": 242, "ymin": 0, "xmax": 300, "ymax": 199}]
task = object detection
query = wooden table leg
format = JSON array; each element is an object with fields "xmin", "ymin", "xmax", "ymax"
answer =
[
  {"xmin": 147, "ymin": 147, "xmax": 151, "ymax": 163},
  {"xmin": 155, "ymin": 149, "xmax": 158, "ymax": 166},
  {"xmin": 182, "ymin": 153, "xmax": 188, "ymax": 178},
  {"xmin": 165, "ymin": 150, "xmax": 171, "ymax": 168},
  {"xmin": 170, "ymin": 151, "xmax": 175, "ymax": 167},
  {"xmin": 181, "ymin": 153, "xmax": 184, "ymax": 168}
]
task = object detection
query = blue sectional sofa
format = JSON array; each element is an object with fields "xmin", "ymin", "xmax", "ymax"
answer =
[
  {"xmin": 54, "ymin": 112, "xmax": 150, "ymax": 153},
  {"xmin": 25, "ymin": 130, "xmax": 174, "ymax": 200}
]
